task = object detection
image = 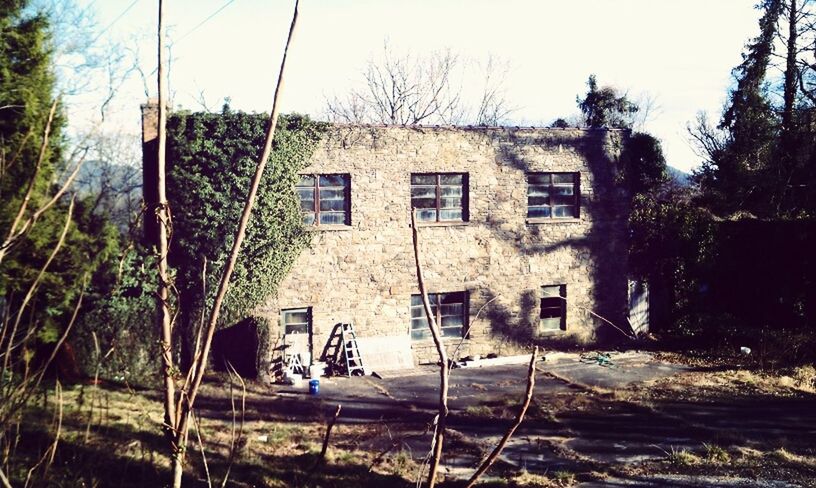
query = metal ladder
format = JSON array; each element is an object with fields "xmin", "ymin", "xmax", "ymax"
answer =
[{"xmin": 340, "ymin": 323, "xmax": 365, "ymax": 376}]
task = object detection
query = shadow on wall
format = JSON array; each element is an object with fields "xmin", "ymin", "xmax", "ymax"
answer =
[{"xmin": 479, "ymin": 129, "xmax": 632, "ymax": 346}]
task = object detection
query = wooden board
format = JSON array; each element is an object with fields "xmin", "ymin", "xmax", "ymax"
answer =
[{"xmin": 355, "ymin": 335, "xmax": 414, "ymax": 373}]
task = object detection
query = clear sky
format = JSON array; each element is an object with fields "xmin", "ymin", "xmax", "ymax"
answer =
[{"xmin": 77, "ymin": 0, "xmax": 761, "ymax": 172}]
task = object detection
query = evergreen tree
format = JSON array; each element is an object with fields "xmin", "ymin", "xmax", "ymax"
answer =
[
  {"xmin": 576, "ymin": 74, "xmax": 639, "ymax": 129},
  {"xmin": 1, "ymin": 1, "xmax": 118, "ymax": 367}
]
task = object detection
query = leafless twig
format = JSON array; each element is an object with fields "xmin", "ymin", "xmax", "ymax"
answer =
[
  {"xmin": 317, "ymin": 404, "xmax": 342, "ymax": 466},
  {"xmin": 464, "ymin": 347, "xmax": 538, "ymax": 487},
  {"xmin": 410, "ymin": 208, "xmax": 448, "ymax": 488}
]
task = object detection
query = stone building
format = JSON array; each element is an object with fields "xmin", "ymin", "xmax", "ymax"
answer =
[
  {"xmin": 258, "ymin": 124, "xmax": 635, "ymax": 369},
  {"xmin": 141, "ymin": 103, "xmax": 640, "ymax": 373}
]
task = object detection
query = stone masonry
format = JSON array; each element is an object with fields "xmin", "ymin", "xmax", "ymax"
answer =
[{"xmin": 258, "ymin": 125, "xmax": 631, "ymax": 367}]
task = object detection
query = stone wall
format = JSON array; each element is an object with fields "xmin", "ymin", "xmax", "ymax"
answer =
[{"xmin": 258, "ymin": 125, "xmax": 630, "ymax": 367}]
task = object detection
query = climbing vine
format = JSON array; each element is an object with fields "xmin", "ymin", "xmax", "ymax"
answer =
[{"xmin": 166, "ymin": 109, "xmax": 327, "ymax": 329}]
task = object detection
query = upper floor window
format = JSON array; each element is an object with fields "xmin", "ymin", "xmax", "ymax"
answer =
[
  {"xmin": 410, "ymin": 291, "xmax": 467, "ymax": 341},
  {"xmin": 411, "ymin": 173, "xmax": 467, "ymax": 223},
  {"xmin": 296, "ymin": 174, "xmax": 350, "ymax": 226},
  {"xmin": 527, "ymin": 172, "xmax": 579, "ymax": 219}
]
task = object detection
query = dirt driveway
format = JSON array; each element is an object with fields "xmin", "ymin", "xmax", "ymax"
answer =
[{"xmin": 195, "ymin": 351, "xmax": 816, "ymax": 486}]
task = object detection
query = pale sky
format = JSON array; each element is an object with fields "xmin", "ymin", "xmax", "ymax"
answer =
[{"xmin": 73, "ymin": 0, "xmax": 761, "ymax": 172}]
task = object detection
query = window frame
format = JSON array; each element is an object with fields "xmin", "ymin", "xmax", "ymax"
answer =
[
  {"xmin": 296, "ymin": 173, "xmax": 351, "ymax": 226},
  {"xmin": 409, "ymin": 291, "xmax": 468, "ymax": 341},
  {"xmin": 281, "ymin": 307, "xmax": 312, "ymax": 335},
  {"xmin": 410, "ymin": 173, "xmax": 468, "ymax": 223},
  {"xmin": 539, "ymin": 285, "xmax": 566, "ymax": 334},
  {"xmin": 526, "ymin": 172, "xmax": 580, "ymax": 220}
]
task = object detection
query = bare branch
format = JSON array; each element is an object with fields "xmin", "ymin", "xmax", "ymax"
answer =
[
  {"xmin": 411, "ymin": 208, "xmax": 448, "ymax": 488},
  {"xmin": 317, "ymin": 404, "xmax": 342, "ymax": 466},
  {"xmin": 465, "ymin": 348, "xmax": 538, "ymax": 488}
]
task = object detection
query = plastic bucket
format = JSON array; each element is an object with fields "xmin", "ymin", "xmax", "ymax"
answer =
[{"xmin": 309, "ymin": 379, "xmax": 319, "ymax": 395}]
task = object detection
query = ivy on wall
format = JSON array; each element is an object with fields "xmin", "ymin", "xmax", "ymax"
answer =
[{"xmin": 166, "ymin": 109, "xmax": 327, "ymax": 330}]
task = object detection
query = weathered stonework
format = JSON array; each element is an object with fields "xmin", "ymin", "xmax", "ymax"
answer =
[{"xmin": 259, "ymin": 125, "xmax": 630, "ymax": 367}]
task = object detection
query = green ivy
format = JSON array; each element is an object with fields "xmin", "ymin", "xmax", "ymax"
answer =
[{"xmin": 166, "ymin": 110, "xmax": 327, "ymax": 330}]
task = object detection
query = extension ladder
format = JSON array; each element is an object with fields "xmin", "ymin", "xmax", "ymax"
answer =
[{"xmin": 340, "ymin": 323, "xmax": 365, "ymax": 377}]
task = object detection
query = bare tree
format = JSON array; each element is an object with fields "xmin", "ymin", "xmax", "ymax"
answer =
[
  {"xmin": 326, "ymin": 42, "xmax": 515, "ymax": 126},
  {"xmin": 152, "ymin": 1, "xmax": 302, "ymax": 485},
  {"xmin": 474, "ymin": 54, "xmax": 515, "ymax": 126}
]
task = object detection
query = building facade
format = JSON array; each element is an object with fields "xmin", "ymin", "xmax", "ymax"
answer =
[
  {"xmin": 140, "ymin": 102, "xmax": 637, "ymax": 374},
  {"xmin": 257, "ymin": 124, "xmax": 632, "ymax": 368}
]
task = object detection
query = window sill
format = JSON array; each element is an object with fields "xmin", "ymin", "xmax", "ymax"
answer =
[
  {"xmin": 526, "ymin": 218, "xmax": 582, "ymax": 225},
  {"xmin": 304, "ymin": 224, "xmax": 352, "ymax": 232},
  {"xmin": 413, "ymin": 221, "xmax": 469, "ymax": 228},
  {"xmin": 537, "ymin": 329, "xmax": 567, "ymax": 337}
]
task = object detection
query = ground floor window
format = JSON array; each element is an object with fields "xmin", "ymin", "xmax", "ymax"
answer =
[
  {"xmin": 281, "ymin": 307, "xmax": 311, "ymax": 335},
  {"xmin": 410, "ymin": 291, "xmax": 467, "ymax": 340},
  {"xmin": 540, "ymin": 285, "xmax": 566, "ymax": 333}
]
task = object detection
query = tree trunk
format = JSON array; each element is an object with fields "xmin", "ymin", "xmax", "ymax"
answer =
[{"xmin": 410, "ymin": 209, "xmax": 449, "ymax": 488}]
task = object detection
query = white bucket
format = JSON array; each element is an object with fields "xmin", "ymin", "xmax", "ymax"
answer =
[{"xmin": 310, "ymin": 362, "xmax": 327, "ymax": 378}]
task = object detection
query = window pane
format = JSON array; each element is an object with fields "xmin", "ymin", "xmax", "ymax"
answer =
[
  {"xmin": 439, "ymin": 209, "xmax": 462, "ymax": 221},
  {"xmin": 527, "ymin": 186, "xmax": 550, "ymax": 197},
  {"xmin": 412, "ymin": 197, "xmax": 437, "ymax": 209},
  {"xmin": 440, "ymin": 292, "xmax": 464, "ymax": 303},
  {"xmin": 285, "ymin": 323, "xmax": 309, "ymax": 334},
  {"xmin": 284, "ymin": 310, "xmax": 308, "ymax": 323},
  {"xmin": 441, "ymin": 315, "xmax": 463, "ymax": 327},
  {"xmin": 527, "ymin": 173, "xmax": 550, "ymax": 185},
  {"xmin": 319, "ymin": 174, "xmax": 347, "ymax": 187},
  {"xmin": 440, "ymin": 174, "xmax": 463, "ymax": 185},
  {"xmin": 411, "ymin": 295, "xmax": 423, "ymax": 306},
  {"xmin": 297, "ymin": 188, "xmax": 315, "ymax": 209},
  {"xmin": 553, "ymin": 205, "xmax": 576, "ymax": 218},
  {"xmin": 411, "ymin": 174, "xmax": 436, "ymax": 185},
  {"xmin": 541, "ymin": 285, "xmax": 562, "ymax": 297},
  {"xmin": 411, "ymin": 186, "xmax": 437, "ymax": 199},
  {"xmin": 440, "ymin": 303, "xmax": 463, "ymax": 315},
  {"xmin": 553, "ymin": 185, "xmax": 574, "ymax": 196},
  {"xmin": 440, "ymin": 186, "xmax": 462, "ymax": 197},
  {"xmin": 416, "ymin": 209, "xmax": 437, "ymax": 221},
  {"xmin": 528, "ymin": 196, "xmax": 550, "ymax": 207},
  {"xmin": 319, "ymin": 212, "xmax": 346, "ymax": 225},
  {"xmin": 411, "ymin": 317, "xmax": 428, "ymax": 330},
  {"xmin": 528, "ymin": 206, "xmax": 551, "ymax": 218},
  {"xmin": 297, "ymin": 175, "xmax": 315, "ymax": 187},
  {"xmin": 319, "ymin": 187, "xmax": 345, "ymax": 201},
  {"xmin": 440, "ymin": 197, "xmax": 462, "ymax": 209},
  {"xmin": 302, "ymin": 213, "xmax": 315, "ymax": 225},
  {"xmin": 441, "ymin": 326, "xmax": 463, "ymax": 338},
  {"xmin": 540, "ymin": 317, "xmax": 561, "ymax": 331},
  {"xmin": 551, "ymin": 194, "xmax": 575, "ymax": 206},
  {"xmin": 541, "ymin": 306, "xmax": 562, "ymax": 319},
  {"xmin": 319, "ymin": 198, "xmax": 346, "ymax": 212},
  {"xmin": 411, "ymin": 305, "xmax": 425, "ymax": 318},
  {"xmin": 552, "ymin": 173, "xmax": 575, "ymax": 184},
  {"xmin": 412, "ymin": 328, "xmax": 431, "ymax": 340}
]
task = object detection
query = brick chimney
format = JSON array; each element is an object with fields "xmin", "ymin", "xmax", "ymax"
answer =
[{"xmin": 140, "ymin": 99, "xmax": 160, "ymax": 246}]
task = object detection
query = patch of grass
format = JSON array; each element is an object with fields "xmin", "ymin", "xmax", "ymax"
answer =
[
  {"xmin": 552, "ymin": 469, "xmax": 576, "ymax": 485},
  {"xmin": 771, "ymin": 447, "xmax": 816, "ymax": 468},
  {"xmin": 512, "ymin": 470, "xmax": 557, "ymax": 487},
  {"xmin": 703, "ymin": 443, "xmax": 731, "ymax": 464},
  {"xmin": 382, "ymin": 448, "xmax": 418, "ymax": 478},
  {"xmin": 666, "ymin": 447, "xmax": 701, "ymax": 466},
  {"xmin": 463, "ymin": 405, "xmax": 494, "ymax": 417}
]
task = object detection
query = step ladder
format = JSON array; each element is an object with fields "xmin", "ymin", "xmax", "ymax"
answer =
[{"xmin": 340, "ymin": 323, "xmax": 365, "ymax": 377}]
